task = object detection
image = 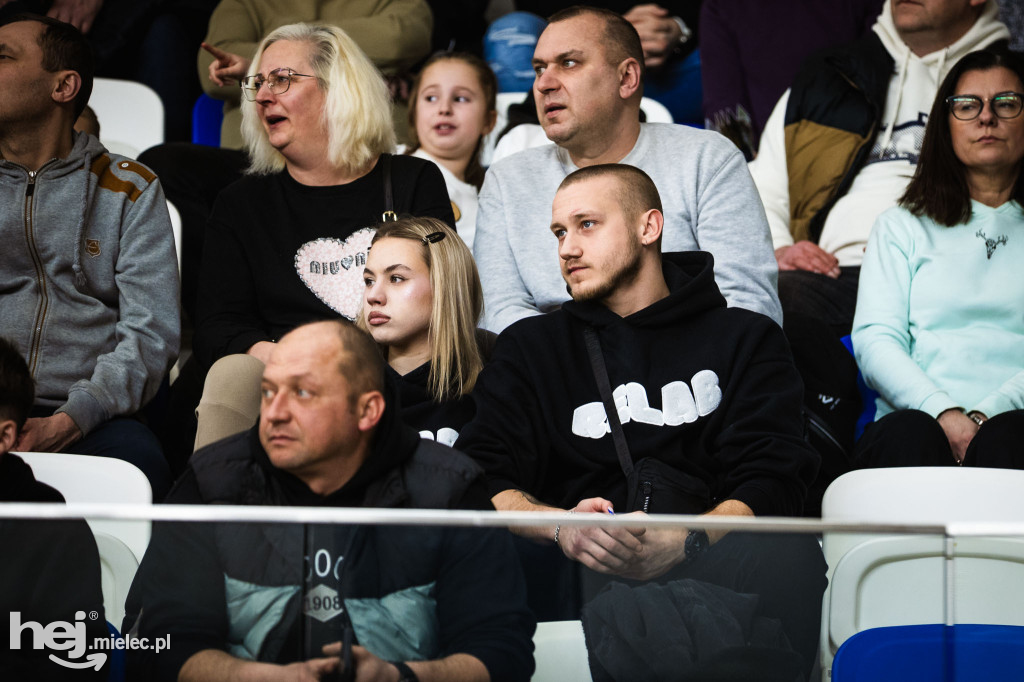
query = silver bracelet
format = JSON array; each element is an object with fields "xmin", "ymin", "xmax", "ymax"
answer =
[
  {"xmin": 969, "ymin": 412, "xmax": 986, "ymax": 427},
  {"xmin": 554, "ymin": 510, "xmax": 575, "ymax": 546}
]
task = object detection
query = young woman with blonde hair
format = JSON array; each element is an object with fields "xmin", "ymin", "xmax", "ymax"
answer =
[{"xmin": 361, "ymin": 217, "xmax": 489, "ymax": 444}]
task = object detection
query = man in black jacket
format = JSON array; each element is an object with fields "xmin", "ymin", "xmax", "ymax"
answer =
[
  {"xmin": 457, "ymin": 165, "xmax": 827, "ymax": 675},
  {"xmin": 124, "ymin": 321, "xmax": 534, "ymax": 682}
]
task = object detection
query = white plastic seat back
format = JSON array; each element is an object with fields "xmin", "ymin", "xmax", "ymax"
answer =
[
  {"xmin": 491, "ymin": 124, "xmax": 552, "ymax": 165},
  {"xmin": 89, "ymin": 78, "xmax": 164, "ymax": 158},
  {"xmin": 166, "ymin": 199, "xmax": 183, "ymax": 274},
  {"xmin": 481, "ymin": 91, "xmax": 527, "ymax": 167},
  {"xmin": 639, "ymin": 97, "xmax": 674, "ymax": 123},
  {"xmin": 820, "ymin": 468, "xmax": 1024, "ymax": 679},
  {"xmin": 531, "ymin": 620, "xmax": 592, "ymax": 682},
  {"xmin": 16, "ymin": 451, "xmax": 152, "ymax": 563},
  {"xmin": 94, "ymin": 532, "xmax": 140, "ymax": 630},
  {"xmin": 163, "ymin": 199, "xmax": 186, "ymax": 384},
  {"xmin": 828, "ymin": 536, "xmax": 1024, "ymax": 646}
]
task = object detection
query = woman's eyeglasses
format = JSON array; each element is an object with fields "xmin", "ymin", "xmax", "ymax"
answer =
[
  {"xmin": 240, "ymin": 68, "xmax": 315, "ymax": 101},
  {"xmin": 946, "ymin": 92, "xmax": 1024, "ymax": 121}
]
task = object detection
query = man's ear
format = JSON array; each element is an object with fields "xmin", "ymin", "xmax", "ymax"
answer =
[
  {"xmin": 52, "ymin": 70, "xmax": 82, "ymax": 108},
  {"xmin": 638, "ymin": 208, "xmax": 664, "ymax": 246},
  {"xmin": 355, "ymin": 391, "xmax": 385, "ymax": 432},
  {"xmin": 0, "ymin": 419, "xmax": 18, "ymax": 456},
  {"xmin": 618, "ymin": 57, "xmax": 642, "ymax": 101}
]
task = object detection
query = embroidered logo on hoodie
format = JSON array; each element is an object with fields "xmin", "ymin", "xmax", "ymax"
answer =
[
  {"xmin": 976, "ymin": 229, "xmax": 1008, "ymax": 259},
  {"xmin": 572, "ymin": 372, "xmax": 722, "ymax": 439}
]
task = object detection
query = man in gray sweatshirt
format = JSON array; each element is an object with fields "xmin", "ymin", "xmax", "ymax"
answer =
[
  {"xmin": 473, "ymin": 6, "xmax": 781, "ymax": 333},
  {"xmin": 0, "ymin": 14, "xmax": 178, "ymax": 497}
]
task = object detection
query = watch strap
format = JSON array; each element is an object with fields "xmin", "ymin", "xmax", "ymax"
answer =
[
  {"xmin": 684, "ymin": 529, "xmax": 709, "ymax": 564},
  {"xmin": 393, "ymin": 661, "xmax": 419, "ymax": 682}
]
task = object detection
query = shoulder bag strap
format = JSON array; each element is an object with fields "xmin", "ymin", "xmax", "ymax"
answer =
[
  {"xmin": 381, "ymin": 153, "xmax": 397, "ymax": 222},
  {"xmin": 583, "ymin": 326, "xmax": 634, "ymax": 476}
]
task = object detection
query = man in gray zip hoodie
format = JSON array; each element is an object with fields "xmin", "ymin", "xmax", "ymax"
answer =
[{"xmin": 0, "ymin": 14, "xmax": 179, "ymax": 497}]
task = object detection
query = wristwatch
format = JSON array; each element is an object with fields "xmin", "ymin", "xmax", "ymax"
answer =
[
  {"xmin": 684, "ymin": 529, "xmax": 709, "ymax": 563},
  {"xmin": 671, "ymin": 16, "xmax": 693, "ymax": 46},
  {"xmin": 393, "ymin": 661, "xmax": 419, "ymax": 682}
]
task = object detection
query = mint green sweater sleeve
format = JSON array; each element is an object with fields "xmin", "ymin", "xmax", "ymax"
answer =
[
  {"xmin": 852, "ymin": 209, "xmax": 957, "ymax": 418},
  {"xmin": 974, "ymin": 371, "xmax": 1024, "ymax": 418}
]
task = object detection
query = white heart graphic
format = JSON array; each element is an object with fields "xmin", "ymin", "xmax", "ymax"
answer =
[{"xmin": 294, "ymin": 228, "xmax": 375, "ymax": 319}]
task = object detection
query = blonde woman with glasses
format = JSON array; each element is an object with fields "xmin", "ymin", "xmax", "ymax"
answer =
[{"xmin": 192, "ymin": 22, "xmax": 455, "ymax": 451}]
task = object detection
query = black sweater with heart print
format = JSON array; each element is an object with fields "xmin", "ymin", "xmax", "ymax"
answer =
[{"xmin": 194, "ymin": 155, "xmax": 454, "ymax": 369}]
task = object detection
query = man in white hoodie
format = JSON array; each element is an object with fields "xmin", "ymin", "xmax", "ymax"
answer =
[{"xmin": 749, "ymin": 0, "xmax": 1009, "ymax": 334}]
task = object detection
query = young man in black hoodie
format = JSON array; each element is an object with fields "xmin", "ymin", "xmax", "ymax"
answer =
[
  {"xmin": 457, "ymin": 165, "xmax": 827, "ymax": 675},
  {"xmin": 124, "ymin": 320, "xmax": 535, "ymax": 682},
  {"xmin": 0, "ymin": 336, "xmax": 108, "ymax": 680}
]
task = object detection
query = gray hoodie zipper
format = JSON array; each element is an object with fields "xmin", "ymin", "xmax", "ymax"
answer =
[{"xmin": 23, "ymin": 170, "xmax": 49, "ymax": 377}]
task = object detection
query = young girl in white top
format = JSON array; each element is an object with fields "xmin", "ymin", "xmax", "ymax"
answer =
[{"xmin": 405, "ymin": 53, "xmax": 498, "ymax": 249}]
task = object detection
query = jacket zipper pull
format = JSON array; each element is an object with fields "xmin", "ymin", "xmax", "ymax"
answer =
[
  {"xmin": 642, "ymin": 481, "xmax": 652, "ymax": 513},
  {"xmin": 26, "ymin": 171, "xmax": 36, "ymax": 197}
]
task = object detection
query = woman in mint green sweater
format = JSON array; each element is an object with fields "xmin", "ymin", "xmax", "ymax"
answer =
[{"xmin": 853, "ymin": 49, "xmax": 1024, "ymax": 468}]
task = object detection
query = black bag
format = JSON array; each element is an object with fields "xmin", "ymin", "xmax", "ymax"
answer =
[
  {"xmin": 625, "ymin": 458, "xmax": 711, "ymax": 515},
  {"xmin": 582, "ymin": 579, "xmax": 803, "ymax": 682}
]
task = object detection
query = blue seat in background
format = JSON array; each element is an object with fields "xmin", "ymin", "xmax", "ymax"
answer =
[
  {"xmin": 191, "ymin": 93, "xmax": 223, "ymax": 147},
  {"xmin": 105, "ymin": 620, "xmax": 125, "ymax": 682},
  {"xmin": 839, "ymin": 334, "xmax": 878, "ymax": 440},
  {"xmin": 832, "ymin": 624, "xmax": 1024, "ymax": 681},
  {"xmin": 484, "ymin": 11, "xmax": 548, "ymax": 93}
]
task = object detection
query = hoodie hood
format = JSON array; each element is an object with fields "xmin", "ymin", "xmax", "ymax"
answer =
[
  {"xmin": 0, "ymin": 129, "xmax": 105, "ymax": 178},
  {"xmin": 0, "ymin": 453, "xmax": 65, "ymax": 503},
  {"xmin": 561, "ymin": 251, "xmax": 728, "ymax": 330},
  {"xmin": 872, "ymin": 0, "xmax": 1009, "ymax": 151},
  {"xmin": 67, "ymin": 132, "xmax": 106, "ymax": 288}
]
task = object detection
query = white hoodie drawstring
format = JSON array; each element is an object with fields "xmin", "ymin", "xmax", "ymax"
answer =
[
  {"xmin": 878, "ymin": 48, "xmax": 910, "ymax": 155},
  {"xmin": 871, "ymin": 0, "xmax": 1008, "ymax": 157}
]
